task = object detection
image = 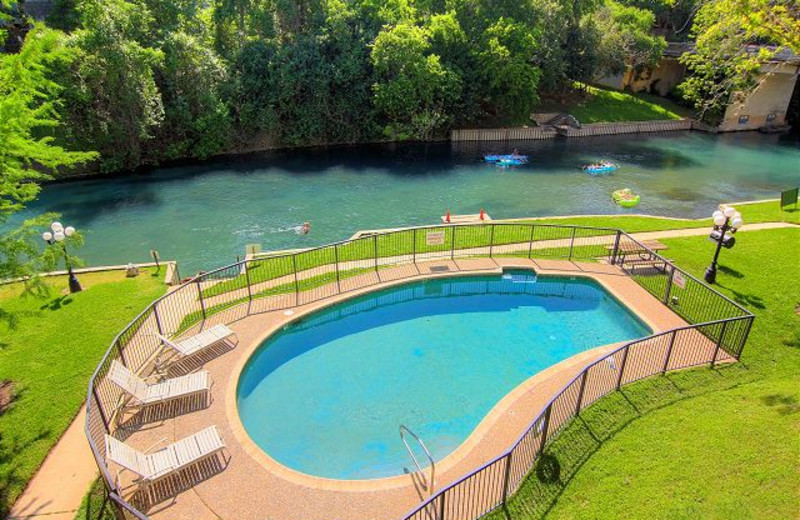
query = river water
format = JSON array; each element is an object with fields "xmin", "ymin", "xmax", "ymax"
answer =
[{"xmin": 16, "ymin": 131, "xmax": 800, "ymax": 274}]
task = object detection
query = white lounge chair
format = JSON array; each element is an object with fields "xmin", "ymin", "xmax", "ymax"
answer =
[
  {"xmin": 108, "ymin": 360, "xmax": 210, "ymax": 415},
  {"xmin": 155, "ymin": 324, "xmax": 237, "ymax": 363},
  {"xmin": 105, "ymin": 426, "xmax": 226, "ymax": 496}
]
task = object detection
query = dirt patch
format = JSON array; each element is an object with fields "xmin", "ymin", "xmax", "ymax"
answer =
[{"xmin": 0, "ymin": 380, "xmax": 15, "ymax": 414}]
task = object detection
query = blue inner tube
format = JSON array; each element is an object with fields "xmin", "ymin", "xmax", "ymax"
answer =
[
  {"xmin": 497, "ymin": 158, "xmax": 526, "ymax": 166},
  {"xmin": 485, "ymin": 154, "xmax": 528, "ymax": 163},
  {"xmin": 583, "ymin": 164, "xmax": 618, "ymax": 175}
]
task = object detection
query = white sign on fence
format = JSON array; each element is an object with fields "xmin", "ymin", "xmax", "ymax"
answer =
[
  {"xmin": 673, "ymin": 270, "xmax": 686, "ymax": 289},
  {"xmin": 426, "ymin": 230, "xmax": 446, "ymax": 246}
]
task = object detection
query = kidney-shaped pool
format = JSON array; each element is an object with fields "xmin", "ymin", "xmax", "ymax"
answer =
[{"xmin": 236, "ymin": 270, "xmax": 650, "ymax": 480}]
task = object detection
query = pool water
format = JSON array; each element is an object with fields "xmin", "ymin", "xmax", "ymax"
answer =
[
  {"xmin": 236, "ymin": 271, "xmax": 651, "ymax": 479},
  {"xmin": 14, "ymin": 131, "xmax": 799, "ymax": 274}
]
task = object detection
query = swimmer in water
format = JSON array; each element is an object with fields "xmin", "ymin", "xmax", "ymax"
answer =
[{"xmin": 301, "ymin": 221, "xmax": 311, "ymax": 235}]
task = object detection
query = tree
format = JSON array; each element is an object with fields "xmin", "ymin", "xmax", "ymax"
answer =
[
  {"xmin": 678, "ymin": 0, "xmax": 800, "ymax": 121},
  {"xmin": 0, "ymin": 26, "xmax": 96, "ymax": 286},
  {"xmin": 475, "ymin": 18, "xmax": 542, "ymax": 123},
  {"xmin": 592, "ymin": 0, "xmax": 667, "ymax": 80},
  {"xmin": 371, "ymin": 23, "xmax": 462, "ymax": 139},
  {"xmin": 55, "ymin": 0, "xmax": 164, "ymax": 172}
]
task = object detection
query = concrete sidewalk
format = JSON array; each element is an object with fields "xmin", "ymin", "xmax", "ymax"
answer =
[{"xmin": 7, "ymin": 407, "xmax": 97, "ymax": 520}]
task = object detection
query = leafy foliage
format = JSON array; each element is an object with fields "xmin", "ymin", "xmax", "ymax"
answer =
[
  {"xmin": 678, "ymin": 0, "xmax": 800, "ymax": 121},
  {"xmin": 3, "ymin": 0, "xmax": 680, "ymax": 170},
  {"xmin": 0, "ymin": 27, "xmax": 95, "ymax": 284}
]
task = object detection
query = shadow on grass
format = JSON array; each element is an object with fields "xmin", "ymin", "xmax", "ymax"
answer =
[
  {"xmin": 0, "ymin": 422, "xmax": 51, "ymax": 518},
  {"xmin": 761, "ymin": 394, "xmax": 800, "ymax": 415},
  {"xmin": 489, "ymin": 363, "xmax": 753, "ymax": 520},
  {"xmin": 39, "ymin": 295, "xmax": 74, "ymax": 311}
]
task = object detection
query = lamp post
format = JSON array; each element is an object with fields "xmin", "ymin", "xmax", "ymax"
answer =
[
  {"xmin": 704, "ymin": 206, "xmax": 743, "ymax": 284},
  {"xmin": 42, "ymin": 221, "xmax": 82, "ymax": 293}
]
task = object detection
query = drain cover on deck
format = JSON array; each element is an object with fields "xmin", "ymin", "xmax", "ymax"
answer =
[{"xmin": 430, "ymin": 265, "xmax": 451, "ymax": 272}]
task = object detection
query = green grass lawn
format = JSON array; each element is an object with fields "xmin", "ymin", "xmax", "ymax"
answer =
[
  {"xmin": 490, "ymin": 227, "xmax": 800, "ymax": 520},
  {"xmin": 567, "ymin": 84, "xmax": 692, "ymax": 123},
  {"xmin": 0, "ymin": 270, "xmax": 165, "ymax": 516},
  {"xmin": 515, "ymin": 199, "xmax": 798, "ymax": 232}
]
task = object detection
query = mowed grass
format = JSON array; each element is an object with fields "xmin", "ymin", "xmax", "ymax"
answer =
[
  {"xmin": 515, "ymin": 200, "xmax": 799, "ymax": 232},
  {"xmin": 490, "ymin": 228, "xmax": 800, "ymax": 520},
  {"xmin": 568, "ymin": 84, "xmax": 691, "ymax": 123},
  {"xmin": 0, "ymin": 270, "xmax": 165, "ymax": 516}
]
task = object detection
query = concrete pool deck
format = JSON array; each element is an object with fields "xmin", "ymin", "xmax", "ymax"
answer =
[{"xmin": 106, "ymin": 256, "xmax": 722, "ymax": 520}]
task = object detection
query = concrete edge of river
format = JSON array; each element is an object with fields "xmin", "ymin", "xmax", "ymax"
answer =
[{"xmin": 450, "ymin": 118, "xmax": 696, "ymax": 142}]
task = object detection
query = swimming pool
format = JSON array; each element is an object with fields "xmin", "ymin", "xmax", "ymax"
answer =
[{"xmin": 236, "ymin": 270, "xmax": 651, "ymax": 480}]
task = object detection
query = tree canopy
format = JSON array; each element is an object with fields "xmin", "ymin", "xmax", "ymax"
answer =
[{"xmin": 0, "ymin": 26, "xmax": 95, "ymax": 284}]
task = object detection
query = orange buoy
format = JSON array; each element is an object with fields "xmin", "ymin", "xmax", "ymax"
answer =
[
  {"xmin": 479, "ymin": 208, "xmax": 485, "ymax": 221},
  {"xmin": 445, "ymin": 209, "xmax": 451, "ymax": 223}
]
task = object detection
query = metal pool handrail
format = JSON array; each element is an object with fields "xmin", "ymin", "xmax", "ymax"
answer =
[{"xmin": 400, "ymin": 424, "xmax": 436, "ymax": 495}]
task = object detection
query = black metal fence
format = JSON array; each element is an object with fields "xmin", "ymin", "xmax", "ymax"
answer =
[{"xmin": 84, "ymin": 222, "xmax": 754, "ymax": 520}]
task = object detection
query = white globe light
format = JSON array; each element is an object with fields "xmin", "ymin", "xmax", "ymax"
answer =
[
  {"xmin": 731, "ymin": 217, "xmax": 743, "ymax": 229},
  {"xmin": 712, "ymin": 210, "xmax": 723, "ymax": 219},
  {"xmin": 54, "ymin": 231, "xmax": 65, "ymax": 241},
  {"xmin": 51, "ymin": 222, "xmax": 63, "ymax": 232},
  {"xmin": 42, "ymin": 231, "xmax": 53, "ymax": 241},
  {"xmin": 733, "ymin": 212, "xmax": 741, "ymax": 220},
  {"xmin": 723, "ymin": 206, "xmax": 736, "ymax": 218},
  {"xmin": 713, "ymin": 215, "xmax": 726, "ymax": 226},
  {"xmin": 64, "ymin": 226, "xmax": 76, "ymax": 236}
]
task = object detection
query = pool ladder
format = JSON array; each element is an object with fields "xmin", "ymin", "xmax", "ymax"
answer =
[{"xmin": 399, "ymin": 425, "xmax": 436, "ymax": 496}]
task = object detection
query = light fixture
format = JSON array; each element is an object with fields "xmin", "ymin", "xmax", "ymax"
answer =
[
  {"xmin": 704, "ymin": 206, "xmax": 743, "ymax": 284},
  {"xmin": 42, "ymin": 221, "xmax": 82, "ymax": 293}
]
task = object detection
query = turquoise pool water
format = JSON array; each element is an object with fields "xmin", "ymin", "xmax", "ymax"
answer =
[
  {"xmin": 236, "ymin": 271, "xmax": 651, "ymax": 479},
  {"xmin": 14, "ymin": 131, "xmax": 800, "ymax": 273}
]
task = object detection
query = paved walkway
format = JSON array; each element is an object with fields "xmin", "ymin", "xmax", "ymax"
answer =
[
  {"xmin": 7, "ymin": 407, "xmax": 97, "ymax": 520},
  {"xmin": 7, "ymin": 220, "xmax": 795, "ymax": 520}
]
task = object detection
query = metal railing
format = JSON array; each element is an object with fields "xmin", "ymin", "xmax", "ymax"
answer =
[
  {"xmin": 83, "ymin": 222, "xmax": 754, "ymax": 519},
  {"xmin": 400, "ymin": 425, "xmax": 437, "ymax": 496}
]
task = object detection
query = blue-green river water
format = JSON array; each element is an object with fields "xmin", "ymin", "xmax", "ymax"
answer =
[{"xmin": 16, "ymin": 131, "xmax": 800, "ymax": 273}]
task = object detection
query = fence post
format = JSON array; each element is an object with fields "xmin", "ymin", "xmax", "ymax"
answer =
[
  {"xmin": 292, "ymin": 254, "xmax": 300, "ymax": 305},
  {"xmin": 244, "ymin": 261, "xmax": 253, "ymax": 302},
  {"xmin": 662, "ymin": 330, "xmax": 677, "ymax": 374},
  {"xmin": 438, "ymin": 489, "xmax": 446, "ymax": 520},
  {"xmin": 615, "ymin": 346, "xmax": 630, "ymax": 389},
  {"xmin": 489, "ymin": 225, "xmax": 495, "ymax": 257},
  {"xmin": 450, "ymin": 226, "xmax": 456, "ymax": 260},
  {"xmin": 738, "ymin": 317, "xmax": 753, "ymax": 360},
  {"xmin": 538, "ymin": 405, "xmax": 552, "ymax": 456},
  {"xmin": 92, "ymin": 386, "xmax": 110, "ymax": 433},
  {"xmin": 574, "ymin": 371, "xmax": 588, "ymax": 416},
  {"xmin": 412, "ymin": 228, "xmax": 417, "ymax": 264},
  {"xmin": 711, "ymin": 320, "xmax": 728, "ymax": 367},
  {"xmin": 568, "ymin": 228, "xmax": 577, "ymax": 260},
  {"xmin": 502, "ymin": 451, "xmax": 514, "ymax": 503},
  {"xmin": 334, "ymin": 244, "xmax": 341, "ymax": 293},
  {"xmin": 196, "ymin": 280, "xmax": 206, "ymax": 320},
  {"xmin": 527, "ymin": 225, "xmax": 535, "ymax": 259},
  {"xmin": 373, "ymin": 235, "xmax": 379, "ymax": 273},
  {"xmin": 663, "ymin": 264, "xmax": 674, "ymax": 304},
  {"xmin": 610, "ymin": 230, "xmax": 621, "ymax": 265}
]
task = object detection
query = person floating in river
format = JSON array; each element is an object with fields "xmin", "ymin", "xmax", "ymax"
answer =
[{"xmin": 301, "ymin": 221, "xmax": 311, "ymax": 235}]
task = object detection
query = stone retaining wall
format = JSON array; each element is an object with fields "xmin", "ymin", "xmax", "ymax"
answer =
[{"xmin": 451, "ymin": 119, "xmax": 692, "ymax": 141}]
